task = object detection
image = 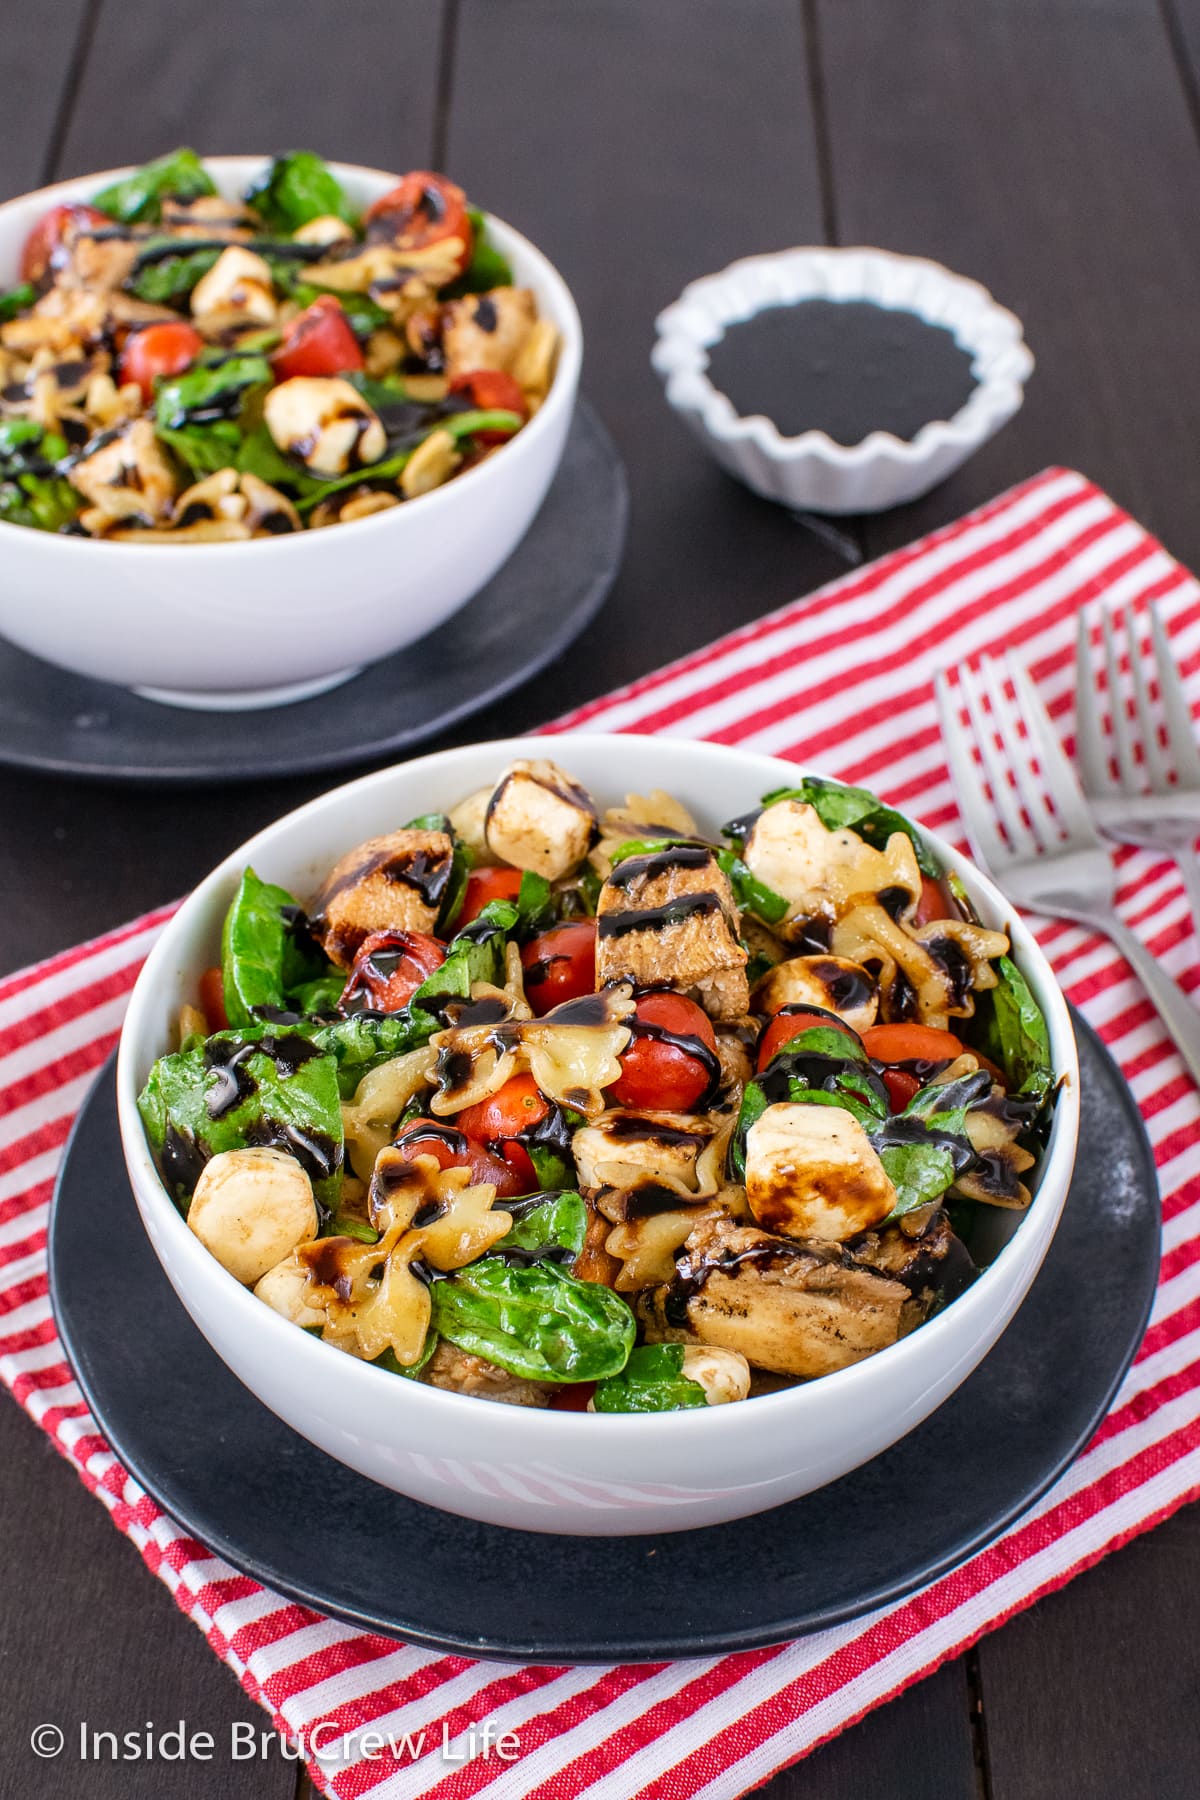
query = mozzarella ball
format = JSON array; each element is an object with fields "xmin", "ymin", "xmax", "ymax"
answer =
[{"xmin": 188, "ymin": 1147, "xmax": 317, "ymax": 1285}]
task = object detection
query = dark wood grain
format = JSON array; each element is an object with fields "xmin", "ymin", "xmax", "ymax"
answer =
[
  {"xmin": 980, "ymin": 1505, "xmax": 1200, "ymax": 1800},
  {"xmin": 0, "ymin": 0, "xmax": 91, "ymax": 196},
  {"xmin": 760, "ymin": 1662, "xmax": 978, "ymax": 1800},
  {"xmin": 54, "ymin": 0, "xmax": 446, "ymax": 177},
  {"xmin": 0, "ymin": 1398, "xmax": 295, "ymax": 1799},
  {"xmin": 818, "ymin": 0, "xmax": 1200, "ymax": 573}
]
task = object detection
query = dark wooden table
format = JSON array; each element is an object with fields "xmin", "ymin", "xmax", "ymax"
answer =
[{"xmin": 4, "ymin": 2, "xmax": 1200, "ymax": 1795}]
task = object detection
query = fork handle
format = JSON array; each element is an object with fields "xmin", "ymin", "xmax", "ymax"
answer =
[{"xmin": 1090, "ymin": 911, "xmax": 1200, "ymax": 1087}]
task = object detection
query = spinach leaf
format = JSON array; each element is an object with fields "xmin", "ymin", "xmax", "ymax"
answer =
[
  {"xmin": 738, "ymin": 776, "xmax": 940, "ymax": 877},
  {"xmin": 516, "ymin": 870, "xmax": 556, "ymax": 935},
  {"xmin": 441, "ymin": 408, "xmax": 522, "ymax": 442},
  {"xmin": 126, "ymin": 245, "xmax": 220, "ymax": 306},
  {"xmin": 221, "ymin": 868, "xmax": 296, "ymax": 1025},
  {"xmin": 526, "ymin": 1142, "xmax": 576, "ymax": 1192},
  {"xmin": 293, "ymin": 454, "xmax": 411, "ymax": 515},
  {"xmin": 93, "ymin": 148, "xmax": 216, "ymax": 225},
  {"xmin": 244, "ymin": 152, "xmax": 355, "ymax": 234},
  {"xmin": 409, "ymin": 898, "xmax": 519, "ymax": 1016},
  {"xmin": 493, "ymin": 1191, "xmax": 587, "ymax": 1259},
  {"xmin": 445, "ymin": 208, "xmax": 513, "ymax": 295},
  {"xmin": 0, "ymin": 419, "xmax": 68, "ymax": 476},
  {"xmin": 313, "ymin": 1012, "xmax": 438, "ymax": 1096},
  {"xmin": 430, "ymin": 1258, "xmax": 635, "ymax": 1381},
  {"xmin": 288, "ymin": 975, "xmax": 345, "ymax": 1017},
  {"xmin": 731, "ymin": 1025, "xmax": 888, "ymax": 1179},
  {"xmin": 137, "ymin": 1035, "xmax": 343, "ymax": 1210},
  {"xmin": 235, "ymin": 425, "xmax": 323, "ymax": 497},
  {"xmin": 155, "ymin": 354, "xmax": 272, "ymax": 478},
  {"xmin": 372, "ymin": 1333, "xmax": 439, "ymax": 1379},
  {"xmin": 976, "ymin": 954, "xmax": 1054, "ymax": 1103},
  {"xmin": 874, "ymin": 1069, "xmax": 991, "ymax": 1222},
  {"xmin": 0, "ymin": 472, "xmax": 80, "ymax": 532},
  {"xmin": 592, "ymin": 1344, "xmax": 708, "ymax": 1413},
  {"xmin": 715, "ymin": 848, "xmax": 790, "ymax": 924},
  {"xmin": 0, "ymin": 281, "xmax": 35, "ymax": 323}
]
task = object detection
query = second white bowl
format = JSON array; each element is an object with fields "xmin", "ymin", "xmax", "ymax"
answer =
[{"xmin": 0, "ymin": 158, "xmax": 583, "ymax": 708}]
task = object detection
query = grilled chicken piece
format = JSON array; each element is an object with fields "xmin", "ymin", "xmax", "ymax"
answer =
[
  {"xmin": 484, "ymin": 759, "xmax": 597, "ymax": 879},
  {"xmin": 442, "ymin": 286, "xmax": 537, "ymax": 380},
  {"xmin": 190, "ymin": 246, "xmax": 277, "ymax": 324},
  {"xmin": 742, "ymin": 800, "xmax": 922, "ymax": 939},
  {"xmin": 596, "ymin": 845, "xmax": 749, "ymax": 1021},
  {"xmin": 263, "ymin": 376, "xmax": 386, "ymax": 477},
  {"xmin": 638, "ymin": 1213, "xmax": 908, "ymax": 1379},
  {"xmin": 311, "ymin": 827, "xmax": 455, "ymax": 966},
  {"xmin": 751, "ymin": 955, "xmax": 878, "ymax": 1033},
  {"xmin": 745, "ymin": 1102, "xmax": 897, "ymax": 1243},
  {"xmin": 66, "ymin": 416, "xmax": 178, "ymax": 523},
  {"xmin": 851, "ymin": 1208, "xmax": 976, "ymax": 1329},
  {"xmin": 422, "ymin": 1341, "xmax": 553, "ymax": 1407}
]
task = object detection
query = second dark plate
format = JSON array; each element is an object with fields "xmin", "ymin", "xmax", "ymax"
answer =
[
  {"xmin": 0, "ymin": 399, "xmax": 627, "ymax": 787},
  {"xmin": 48, "ymin": 1015, "xmax": 1159, "ymax": 1665}
]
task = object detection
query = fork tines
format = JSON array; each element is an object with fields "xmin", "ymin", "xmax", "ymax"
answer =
[{"xmin": 1075, "ymin": 601, "xmax": 1200, "ymax": 800}]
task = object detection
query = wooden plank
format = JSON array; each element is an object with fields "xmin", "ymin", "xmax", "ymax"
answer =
[
  {"xmin": 442, "ymin": 0, "xmax": 853, "ymax": 722},
  {"xmin": 979, "ymin": 1504, "xmax": 1200, "ymax": 1800},
  {"xmin": 54, "ymin": 0, "xmax": 445, "ymax": 177},
  {"xmin": 0, "ymin": 1, "xmax": 91, "ymax": 198},
  {"xmin": 0, "ymin": 1397, "xmax": 296, "ymax": 1798},
  {"xmin": 817, "ymin": 0, "xmax": 1200, "ymax": 574},
  {"xmin": 751, "ymin": 1662, "xmax": 978, "ymax": 1800}
]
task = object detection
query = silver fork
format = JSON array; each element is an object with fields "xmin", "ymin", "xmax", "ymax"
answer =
[
  {"xmin": 1074, "ymin": 602, "xmax": 1200, "ymax": 928},
  {"xmin": 936, "ymin": 655, "xmax": 1200, "ymax": 1085}
]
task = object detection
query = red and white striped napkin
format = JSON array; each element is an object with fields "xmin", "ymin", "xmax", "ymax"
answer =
[{"xmin": 3, "ymin": 466, "xmax": 1198, "ymax": 1799}]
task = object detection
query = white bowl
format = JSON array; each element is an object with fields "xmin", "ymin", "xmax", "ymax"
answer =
[
  {"xmin": 652, "ymin": 247, "xmax": 1033, "ymax": 515},
  {"xmin": 115, "ymin": 734, "xmax": 1079, "ymax": 1535},
  {"xmin": 0, "ymin": 158, "xmax": 582, "ymax": 709}
]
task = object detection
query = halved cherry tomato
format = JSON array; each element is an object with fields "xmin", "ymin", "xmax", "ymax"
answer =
[
  {"xmin": 118, "ymin": 321, "xmax": 205, "ymax": 402},
  {"xmin": 757, "ymin": 1006, "xmax": 859, "ymax": 1072},
  {"xmin": 611, "ymin": 992, "xmax": 717, "ymax": 1112},
  {"xmin": 913, "ymin": 874, "xmax": 953, "ymax": 926},
  {"xmin": 456, "ymin": 865, "xmax": 523, "ymax": 927},
  {"xmin": 393, "ymin": 1116, "xmax": 529, "ymax": 1198},
  {"xmin": 861, "ymin": 1023, "xmax": 964, "ymax": 1066},
  {"xmin": 339, "ymin": 930, "xmax": 446, "ymax": 1014},
  {"xmin": 271, "ymin": 295, "xmax": 363, "ymax": 381},
  {"xmin": 881, "ymin": 1068, "xmax": 921, "ymax": 1113},
  {"xmin": 198, "ymin": 966, "xmax": 228, "ymax": 1032},
  {"xmin": 449, "ymin": 368, "xmax": 527, "ymax": 445},
  {"xmin": 20, "ymin": 203, "xmax": 111, "ymax": 283},
  {"xmin": 521, "ymin": 920, "xmax": 596, "ymax": 1017},
  {"xmin": 457, "ymin": 1073, "xmax": 550, "ymax": 1145},
  {"xmin": 549, "ymin": 1382, "xmax": 597, "ymax": 1412},
  {"xmin": 364, "ymin": 171, "xmax": 472, "ymax": 273}
]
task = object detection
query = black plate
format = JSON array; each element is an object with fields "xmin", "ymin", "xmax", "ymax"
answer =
[
  {"xmin": 49, "ymin": 1016, "xmax": 1159, "ymax": 1664},
  {"xmin": 0, "ymin": 400, "xmax": 626, "ymax": 787}
]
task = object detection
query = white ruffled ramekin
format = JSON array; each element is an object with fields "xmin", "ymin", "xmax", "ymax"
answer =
[{"xmin": 652, "ymin": 247, "xmax": 1034, "ymax": 515}]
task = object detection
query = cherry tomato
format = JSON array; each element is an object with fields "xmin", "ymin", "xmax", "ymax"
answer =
[
  {"xmin": 521, "ymin": 921, "xmax": 596, "ymax": 1016},
  {"xmin": 339, "ymin": 930, "xmax": 446, "ymax": 1014},
  {"xmin": 20, "ymin": 203, "xmax": 111, "ymax": 283},
  {"xmin": 611, "ymin": 992, "xmax": 717, "ymax": 1112},
  {"xmin": 549, "ymin": 1382, "xmax": 596, "ymax": 1412},
  {"xmin": 881, "ymin": 1068, "xmax": 921, "ymax": 1113},
  {"xmin": 456, "ymin": 865, "xmax": 523, "ymax": 927},
  {"xmin": 457, "ymin": 1073, "xmax": 550, "ymax": 1145},
  {"xmin": 861, "ymin": 1023, "xmax": 964, "ymax": 1066},
  {"xmin": 913, "ymin": 874, "xmax": 953, "ymax": 926},
  {"xmin": 364, "ymin": 171, "xmax": 472, "ymax": 273},
  {"xmin": 449, "ymin": 369, "xmax": 527, "ymax": 445},
  {"xmin": 198, "ymin": 966, "xmax": 228, "ymax": 1033},
  {"xmin": 271, "ymin": 295, "xmax": 363, "ymax": 381},
  {"xmin": 393, "ymin": 1117, "xmax": 529, "ymax": 1198},
  {"xmin": 756, "ymin": 1006, "xmax": 859, "ymax": 1072},
  {"xmin": 118, "ymin": 322, "xmax": 205, "ymax": 401}
]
